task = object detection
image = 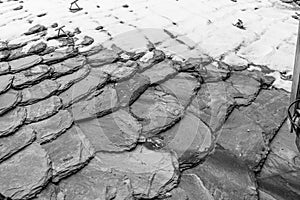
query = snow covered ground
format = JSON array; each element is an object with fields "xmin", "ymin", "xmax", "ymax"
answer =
[{"xmin": 0, "ymin": 0, "xmax": 299, "ymax": 91}]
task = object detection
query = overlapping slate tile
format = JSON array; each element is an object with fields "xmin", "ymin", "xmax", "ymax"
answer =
[
  {"xmin": 181, "ymin": 56, "xmax": 213, "ymax": 72},
  {"xmin": 76, "ymin": 109, "xmax": 141, "ymax": 152},
  {"xmin": 131, "ymin": 86, "xmax": 184, "ymax": 136},
  {"xmin": 56, "ymin": 64, "xmax": 90, "ymax": 92},
  {"xmin": 158, "ymin": 112, "xmax": 213, "ymax": 169},
  {"xmin": 86, "ymin": 48, "xmax": 119, "ymax": 67},
  {"xmin": 9, "ymin": 55, "xmax": 42, "ymax": 72},
  {"xmin": 0, "ymin": 74, "xmax": 13, "ymax": 94},
  {"xmin": 70, "ymin": 84, "xmax": 118, "ymax": 121},
  {"xmin": 31, "ymin": 183, "xmax": 64, "ymax": 200},
  {"xmin": 24, "ymin": 24, "xmax": 47, "ymax": 35},
  {"xmin": 0, "ymin": 50, "xmax": 10, "ymax": 61},
  {"xmin": 42, "ymin": 126, "xmax": 94, "ymax": 182},
  {"xmin": 0, "ymin": 107, "xmax": 26, "ymax": 137},
  {"xmin": 137, "ymin": 49, "xmax": 166, "ymax": 72},
  {"xmin": 28, "ymin": 42, "xmax": 47, "ymax": 54},
  {"xmin": 21, "ymin": 79, "xmax": 60, "ymax": 105},
  {"xmin": 30, "ymin": 110, "xmax": 73, "ymax": 144},
  {"xmin": 51, "ymin": 55, "xmax": 86, "ymax": 77},
  {"xmin": 25, "ymin": 96, "xmax": 62, "ymax": 123},
  {"xmin": 13, "ymin": 64, "xmax": 52, "ymax": 89},
  {"xmin": 58, "ymin": 145, "xmax": 179, "ymax": 199},
  {"xmin": 0, "ymin": 90, "xmax": 22, "ymax": 115},
  {"xmin": 187, "ymin": 147, "xmax": 258, "ymax": 200},
  {"xmin": 141, "ymin": 59, "xmax": 178, "ymax": 84},
  {"xmin": 0, "ymin": 143, "xmax": 52, "ymax": 200},
  {"xmin": 115, "ymin": 73, "xmax": 150, "ymax": 107},
  {"xmin": 187, "ymin": 82, "xmax": 235, "ymax": 133},
  {"xmin": 0, "ymin": 126, "xmax": 35, "ymax": 163},
  {"xmin": 0, "ymin": 62, "xmax": 10, "ymax": 75},
  {"xmin": 58, "ymin": 67, "xmax": 107, "ymax": 107},
  {"xmin": 160, "ymin": 72, "xmax": 200, "ymax": 108},
  {"xmin": 198, "ymin": 61, "xmax": 230, "ymax": 83},
  {"xmin": 42, "ymin": 47, "xmax": 78, "ymax": 64}
]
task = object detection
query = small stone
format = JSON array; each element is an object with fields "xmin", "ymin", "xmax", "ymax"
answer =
[
  {"xmin": 0, "ymin": 107, "xmax": 26, "ymax": 137},
  {"xmin": 25, "ymin": 96, "xmax": 62, "ymax": 123},
  {"xmin": 0, "ymin": 74, "xmax": 13, "ymax": 94},
  {"xmin": 95, "ymin": 25, "xmax": 104, "ymax": 30},
  {"xmin": 199, "ymin": 61, "xmax": 230, "ymax": 83},
  {"xmin": 37, "ymin": 13, "xmax": 47, "ymax": 17},
  {"xmin": 138, "ymin": 50, "xmax": 166, "ymax": 72},
  {"xmin": 73, "ymin": 27, "xmax": 81, "ymax": 35},
  {"xmin": 13, "ymin": 5, "xmax": 23, "ymax": 10},
  {"xmin": 115, "ymin": 73, "xmax": 150, "ymax": 107},
  {"xmin": 86, "ymin": 48, "xmax": 119, "ymax": 67},
  {"xmin": 0, "ymin": 41, "xmax": 8, "ymax": 51},
  {"xmin": 142, "ymin": 59, "xmax": 178, "ymax": 84},
  {"xmin": 81, "ymin": 36, "xmax": 94, "ymax": 46},
  {"xmin": 0, "ymin": 90, "xmax": 22, "ymax": 115},
  {"xmin": 24, "ymin": 24, "xmax": 47, "ymax": 35},
  {"xmin": 28, "ymin": 42, "xmax": 47, "ymax": 54},
  {"xmin": 0, "ymin": 62, "xmax": 10, "ymax": 75},
  {"xmin": 21, "ymin": 79, "xmax": 60, "ymax": 105},
  {"xmin": 30, "ymin": 110, "xmax": 73, "ymax": 144},
  {"xmin": 131, "ymin": 87, "xmax": 184, "ymax": 136},
  {"xmin": 0, "ymin": 126, "xmax": 35, "ymax": 163},
  {"xmin": 0, "ymin": 50, "xmax": 10, "ymax": 61},
  {"xmin": 51, "ymin": 23, "xmax": 58, "ymax": 28},
  {"xmin": 9, "ymin": 54, "xmax": 42, "ymax": 72},
  {"xmin": 13, "ymin": 64, "xmax": 51, "ymax": 89},
  {"xmin": 182, "ymin": 56, "xmax": 213, "ymax": 71},
  {"xmin": 42, "ymin": 47, "xmax": 78, "ymax": 64},
  {"xmin": 0, "ymin": 143, "xmax": 52, "ymax": 199},
  {"xmin": 42, "ymin": 126, "xmax": 94, "ymax": 182},
  {"xmin": 51, "ymin": 55, "xmax": 86, "ymax": 77},
  {"xmin": 76, "ymin": 109, "xmax": 141, "ymax": 152}
]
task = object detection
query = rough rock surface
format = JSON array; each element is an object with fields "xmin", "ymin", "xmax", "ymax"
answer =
[
  {"xmin": 0, "ymin": 74, "xmax": 13, "ymax": 94},
  {"xmin": 24, "ymin": 24, "xmax": 47, "ymax": 35},
  {"xmin": 86, "ymin": 48, "xmax": 119, "ymax": 67},
  {"xmin": 0, "ymin": 90, "xmax": 21, "ymax": 115},
  {"xmin": 0, "ymin": 143, "xmax": 52, "ymax": 200},
  {"xmin": 0, "ymin": 62, "xmax": 10, "ymax": 75},
  {"xmin": 9, "ymin": 55, "xmax": 42, "ymax": 72},
  {"xmin": 0, "ymin": 107, "xmax": 26, "ymax": 137}
]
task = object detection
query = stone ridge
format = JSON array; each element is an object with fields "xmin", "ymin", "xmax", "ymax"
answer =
[{"xmin": 0, "ymin": 28, "xmax": 294, "ymax": 200}]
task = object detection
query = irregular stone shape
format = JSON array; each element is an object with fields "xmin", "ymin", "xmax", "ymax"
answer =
[
  {"xmin": 0, "ymin": 107, "xmax": 26, "ymax": 137},
  {"xmin": 86, "ymin": 48, "xmax": 119, "ymax": 67},
  {"xmin": 0, "ymin": 143, "xmax": 52, "ymax": 200},
  {"xmin": 25, "ymin": 96, "xmax": 62, "ymax": 123},
  {"xmin": 0, "ymin": 126, "xmax": 35, "ymax": 163},
  {"xmin": 13, "ymin": 64, "xmax": 51, "ymax": 89},
  {"xmin": 7, "ymin": 46, "xmax": 27, "ymax": 60},
  {"xmin": 187, "ymin": 82, "xmax": 235, "ymax": 133},
  {"xmin": 165, "ymin": 187, "xmax": 189, "ymax": 200},
  {"xmin": 0, "ymin": 50, "xmax": 10, "ymax": 61},
  {"xmin": 158, "ymin": 112, "xmax": 213, "ymax": 169},
  {"xmin": 257, "ymin": 121, "xmax": 300, "ymax": 200},
  {"xmin": 115, "ymin": 73, "xmax": 150, "ymax": 107},
  {"xmin": 58, "ymin": 68, "xmax": 107, "ymax": 107},
  {"xmin": 51, "ymin": 55, "xmax": 86, "ymax": 77},
  {"xmin": 24, "ymin": 24, "xmax": 47, "ymax": 35},
  {"xmin": 131, "ymin": 87, "xmax": 184, "ymax": 136},
  {"xmin": 137, "ymin": 49, "xmax": 166, "ymax": 72},
  {"xmin": 81, "ymin": 36, "xmax": 94, "ymax": 46},
  {"xmin": 199, "ymin": 61, "xmax": 230, "ymax": 83},
  {"xmin": 76, "ymin": 109, "xmax": 141, "ymax": 152},
  {"xmin": 21, "ymin": 79, "xmax": 60, "ymax": 105},
  {"xmin": 56, "ymin": 65, "xmax": 90, "ymax": 91},
  {"xmin": 0, "ymin": 74, "xmax": 13, "ymax": 94},
  {"xmin": 160, "ymin": 73, "xmax": 200, "ymax": 107},
  {"xmin": 0, "ymin": 41, "xmax": 8, "ymax": 51},
  {"xmin": 70, "ymin": 84, "xmax": 118, "ymax": 121},
  {"xmin": 42, "ymin": 47, "xmax": 78, "ymax": 64},
  {"xmin": 240, "ymin": 89, "xmax": 289, "ymax": 141},
  {"xmin": 182, "ymin": 56, "xmax": 213, "ymax": 72},
  {"xmin": 188, "ymin": 148, "xmax": 258, "ymax": 200},
  {"xmin": 30, "ymin": 110, "xmax": 73, "ymax": 144},
  {"xmin": 59, "ymin": 146, "xmax": 179, "ymax": 199},
  {"xmin": 42, "ymin": 126, "xmax": 94, "ymax": 182},
  {"xmin": 166, "ymin": 174, "xmax": 214, "ymax": 200},
  {"xmin": 141, "ymin": 59, "xmax": 178, "ymax": 84},
  {"xmin": 226, "ymin": 72, "xmax": 261, "ymax": 105},
  {"xmin": 0, "ymin": 90, "xmax": 21, "ymax": 115},
  {"xmin": 0, "ymin": 62, "xmax": 10, "ymax": 75},
  {"xmin": 217, "ymin": 109, "xmax": 268, "ymax": 170},
  {"xmin": 31, "ymin": 183, "xmax": 63, "ymax": 200},
  {"xmin": 93, "ymin": 60, "xmax": 138, "ymax": 82},
  {"xmin": 9, "ymin": 55, "xmax": 42, "ymax": 72},
  {"xmin": 28, "ymin": 42, "xmax": 47, "ymax": 54}
]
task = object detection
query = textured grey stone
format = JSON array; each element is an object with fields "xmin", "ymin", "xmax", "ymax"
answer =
[
  {"xmin": 131, "ymin": 87, "xmax": 184, "ymax": 136},
  {"xmin": 81, "ymin": 36, "xmax": 94, "ymax": 46},
  {"xmin": 42, "ymin": 126, "xmax": 94, "ymax": 182},
  {"xmin": 42, "ymin": 47, "xmax": 78, "ymax": 64},
  {"xmin": 0, "ymin": 74, "xmax": 13, "ymax": 94},
  {"xmin": 0, "ymin": 143, "xmax": 52, "ymax": 200},
  {"xmin": 24, "ymin": 24, "xmax": 47, "ymax": 35},
  {"xmin": 199, "ymin": 61, "xmax": 230, "ymax": 83},
  {"xmin": 0, "ymin": 107, "xmax": 26, "ymax": 137},
  {"xmin": 28, "ymin": 42, "xmax": 47, "ymax": 54},
  {"xmin": 0, "ymin": 50, "xmax": 10, "ymax": 61},
  {"xmin": 31, "ymin": 110, "xmax": 73, "ymax": 144},
  {"xmin": 0, "ymin": 62, "xmax": 10, "ymax": 75},
  {"xmin": 9, "ymin": 55, "xmax": 42, "ymax": 72},
  {"xmin": 137, "ymin": 49, "xmax": 166, "ymax": 72},
  {"xmin": 0, "ymin": 90, "xmax": 22, "ymax": 115},
  {"xmin": 76, "ymin": 109, "xmax": 141, "ymax": 152},
  {"xmin": 25, "ymin": 96, "xmax": 62, "ymax": 123},
  {"xmin": 51, "ymin": 55, "xmax": 86, "ymax": 77},
  {"xmin": 86, "ymin": 48, "xmax": 119, "ymax": 67},
  {"xmin": 21, "ymin": 79, "xmax": 60, "ymax": 105},
  {"xmin": 0, "ymin": 126, "xmax": 35, "ymax": 163}
]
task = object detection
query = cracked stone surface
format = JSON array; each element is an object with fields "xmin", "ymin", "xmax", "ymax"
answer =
[{"xmin": 0, "ymin": 30, "xmax": 295, "ymax": 199}]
